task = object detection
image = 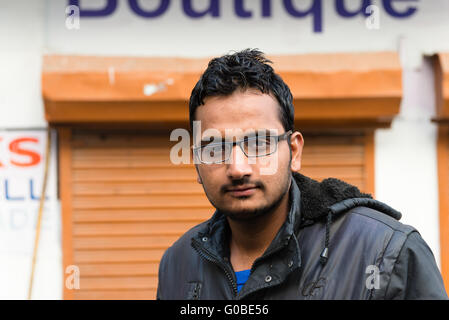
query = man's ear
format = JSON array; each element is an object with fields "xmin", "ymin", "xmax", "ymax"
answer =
[{"xmin": 289, "ymin": 131, "xmax": 304, "ymax": 172}]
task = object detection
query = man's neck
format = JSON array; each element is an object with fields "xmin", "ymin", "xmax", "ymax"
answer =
[{"xmin": 227, "ymin": 191, "xmax": 290, "ymax": 271}]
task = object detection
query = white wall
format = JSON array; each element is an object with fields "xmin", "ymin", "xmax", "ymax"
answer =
[
  {"xmin": 0, "ymin": 0, "xmax": 47, "ymax": 129},
  {"xmin": 0, "ymin": 0, "xmax": 62, "ymax": 300},
  {"xmin": 375, "ymin": 55, "xmax": 441, "ymax": 266}
]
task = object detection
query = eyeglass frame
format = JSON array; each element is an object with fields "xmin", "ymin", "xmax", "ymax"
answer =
[{"xmin": 192, "ymin": 130, "xmax": 293, "ymax": 164}]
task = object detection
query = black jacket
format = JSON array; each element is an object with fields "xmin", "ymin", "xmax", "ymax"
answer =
[{"xmin": 157, "ymin": 172, "xmax": 448, "ymax": 299}]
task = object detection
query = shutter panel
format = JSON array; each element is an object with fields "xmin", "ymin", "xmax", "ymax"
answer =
[
  {"xmin": 69, "ymin": 130, "xmax": 213, "ymax": 300},
  {"xmin": 300, "ymin": 134, "xmax": 372, "ymax": 193},
  {"xmin": 64, "ymin": 130, "xmax": 372, "ymax": 299},
  {"xmin": 437, "ymin": 127, "xmax": 449, "ymax": 290}
]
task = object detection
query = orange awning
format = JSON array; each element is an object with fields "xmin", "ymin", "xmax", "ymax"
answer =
[
  {"xmin": 434, "ymin": 53, "xmax": 449, "ymax": 123},
  {"xmin": 42, "ymin": 52, "xmax": 402, "ymax": 128}
]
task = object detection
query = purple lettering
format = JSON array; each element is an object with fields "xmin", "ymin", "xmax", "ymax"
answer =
[
  {"xmin": 262, "ymin": 0, "xmax": 271, "ymax": 17},
  {"xmin": 183, "ymin": 0, "xmax": 219, "ymax": 18},
  {"xmin": 129, "ymin": 0, "xmax": 170, "ymax": 18},
  {"xmin": 235, "ymin": 0, "xmax": 252, "ymax": 18},
  {"xmin": 382, "ymin": 0, "xmax": 418, "ymax": 18},
  {"xmin": 283, "ymin": 0, "xmax": 322, "ymax": 32},
  {"xmin": 67, "ymin": 0, "xmax": 420, "ymax": 29},
  {"xmin": 69, "ymin": 0, "xmax": 117, "ymax": 17},
  {"xmin": 336, "ymin": 0, "xmax": 372, "ymax": 17}
]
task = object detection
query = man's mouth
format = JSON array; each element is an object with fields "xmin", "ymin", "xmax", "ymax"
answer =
[{"xmin": 225, "ymin": 185, "xmax": 259, "ymax": 197}]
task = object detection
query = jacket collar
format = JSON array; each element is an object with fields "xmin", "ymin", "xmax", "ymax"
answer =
[{"xmin": 292, "ymin": 171, "xmax": 401, "ymax": 221}]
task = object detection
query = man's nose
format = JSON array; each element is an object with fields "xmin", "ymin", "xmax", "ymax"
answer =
[{"xmin": 226, "ymin": 145, "xmax": 253, "ymax": 179}]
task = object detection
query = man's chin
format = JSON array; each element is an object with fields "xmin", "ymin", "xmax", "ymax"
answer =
[
  {"xmin": 218, "ymin": 205, "xmax": 273, "ymax": 222},
  {"xmin": 217, "ymin": 186, "xmax": 289, "ymax": 222}
]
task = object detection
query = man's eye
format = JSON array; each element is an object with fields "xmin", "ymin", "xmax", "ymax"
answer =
[
  {"xmin": 204, "ymin": 144, "xmax": 224, "ymax": 156},
  {"xmin": 249, "ymin": 138, "xmax": 270, "ymax": 148},
  {"xmin": 259, "ymin": 138, "xmax": 271, "ymax": 146}
]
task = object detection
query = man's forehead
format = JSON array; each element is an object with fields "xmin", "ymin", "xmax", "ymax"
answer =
[
  {"xmin": 197, "ymin": 90, "xmax": 280, "ymax": 121},
  {"xmin": 194, "ymin": 90, "xmax": 284, "ymax": 140}
]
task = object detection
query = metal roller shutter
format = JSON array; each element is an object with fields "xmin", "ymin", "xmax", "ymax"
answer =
[
  {"xmin": 437, "ymin": 127, "xmax": 449, "ymax": 290},
  {"xmin": 59, "ymin": 129, "xmax": 374, "ymax": 299}
]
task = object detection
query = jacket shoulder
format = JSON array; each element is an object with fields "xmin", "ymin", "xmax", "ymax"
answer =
[
  {"xmin": 343, "ymin": 206, "xmax": 446, "ymax": 299},
  {"xmin": 162, "ymin": 219, "xmax": 209, "ymax": 259},
  {"xmin": 348, "ymin": 205, "xmax": 416, "ymax": 235},
  {"xmin": 157, "ymin": 219, "xmax": 209, "ymax": 299}
]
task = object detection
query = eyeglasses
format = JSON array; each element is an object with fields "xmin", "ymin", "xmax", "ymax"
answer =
[{"xmin": 193, "ymin": 130, "xmax": 292, "ymax": 164}]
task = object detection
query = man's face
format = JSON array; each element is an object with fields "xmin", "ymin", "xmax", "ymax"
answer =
[{"xmin": 194, "ymin": 89, "xmax": 303, "ymax": 221}]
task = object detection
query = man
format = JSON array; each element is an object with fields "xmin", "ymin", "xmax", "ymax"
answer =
[{"xmin": 157, "ymin": 49, "xmax": 448, "ymax": 300}]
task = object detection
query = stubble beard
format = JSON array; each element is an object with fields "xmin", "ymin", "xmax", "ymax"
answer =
[{"xmin": 211, "ymin": 172, "xmax": 292, "ymax": 222}]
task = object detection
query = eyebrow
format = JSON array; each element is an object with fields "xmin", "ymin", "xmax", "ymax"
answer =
[{"xmin": 199, "ymin": 129, "xmax": 276, "ymax": 144}]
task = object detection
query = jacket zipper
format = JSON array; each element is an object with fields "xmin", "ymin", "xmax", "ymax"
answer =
[
  {"xmin": 239, "ymin": 235, "xmax": 298, "ymax": 299},
  {"xmin": 191, "ymin": 239, "xmax": 239, "ymax": 298},
  {"xmin": 249, "ymin": 236, "xmax": 291, "ymax": 274}
]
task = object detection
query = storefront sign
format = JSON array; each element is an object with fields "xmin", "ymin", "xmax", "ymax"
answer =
[{"xmin": 69, "ymin": 0, "xmax": 418, "ymax": 32}]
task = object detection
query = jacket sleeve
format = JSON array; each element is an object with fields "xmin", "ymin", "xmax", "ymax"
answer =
[
  {"xmin": 385, "ymin": 231, "xmax": 448, "ymax": 299},
  {"xmin": 156, "ymin": 249, "xmax": 170, "ymax": 300}
]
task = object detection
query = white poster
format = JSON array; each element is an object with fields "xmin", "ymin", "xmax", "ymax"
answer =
[{"xmin": 0, "ymin": 130, "xmax": 61, "ymax": 299}]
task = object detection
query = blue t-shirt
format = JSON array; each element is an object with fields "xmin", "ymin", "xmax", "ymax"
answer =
[{"xmin": 235, "ymin": 269, "xmax": 251, "ymax": 293}]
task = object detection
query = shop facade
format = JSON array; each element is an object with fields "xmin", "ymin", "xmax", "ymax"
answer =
[{"xmin": 2, "ymin": 0, "xmax": 448, "ymax": 299}]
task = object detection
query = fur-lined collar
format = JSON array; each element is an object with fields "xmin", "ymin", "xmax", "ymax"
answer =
[{"xmin": 293, "ymin": 172, "xmax": 401, "ymax": 223}]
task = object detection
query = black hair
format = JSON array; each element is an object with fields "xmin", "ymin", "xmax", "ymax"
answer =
[{"xmin": 189, "ymin": 48, "xmax": 295, "ymax": 133}]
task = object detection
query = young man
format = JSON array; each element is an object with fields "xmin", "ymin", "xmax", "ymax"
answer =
[{"xmin": 157, "ymin": 49, "xmax": 448, "ymax": 300}]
